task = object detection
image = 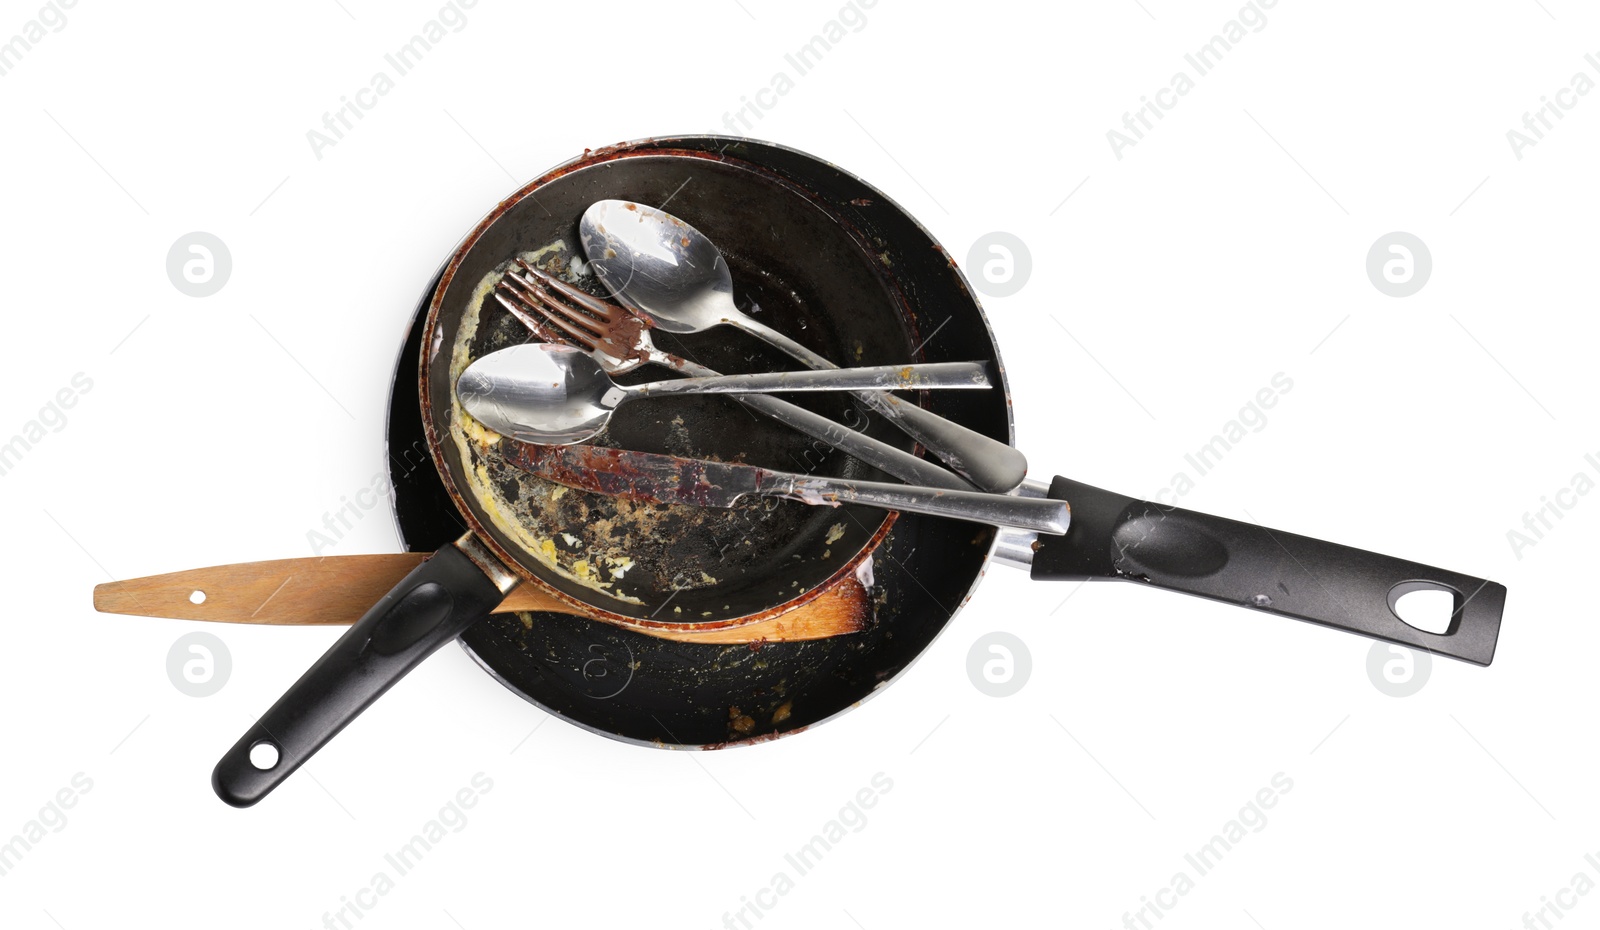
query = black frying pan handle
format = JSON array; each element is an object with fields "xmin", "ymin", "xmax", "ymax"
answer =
[
  {"xmin": 1031, "ymin": 477, "xmax": 1505, "ymax": 665},
  {"xmin": 212, "ymin": 538, "xmax": 513, "ymax": 807}
]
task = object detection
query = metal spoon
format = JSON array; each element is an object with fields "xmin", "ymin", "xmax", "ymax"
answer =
[
  {"xmin": 458, "ymin": 342, "xmax": 992, "ymax": 445},
  {"xmin": 578, "ymin": 199, "xmax": 1032, "ymax": 493}
]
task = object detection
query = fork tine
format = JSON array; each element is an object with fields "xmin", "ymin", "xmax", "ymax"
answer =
[
  {"xmin": 510, "ymin": 275, "xmax": 629, "ymax": 347},
  {"xmin": 522, "ymin": 288, "xmax": 611, "ymax": 348},
  {"xmin": 492, "ymin": 290, "xmax": 567, "ymax": 346},
  {"xmin": 500, "ymin": 268, "xmax": 561, "ymax": 315},
  {"xmin": 515, "ymin": 259, "xmax": 624, "ymax": 322},
  {"xmin": 521, "ymin": 285, "xmax": 616, "ymax": 342},
  {"xmin": 495, "ymin": 275, "xmax": 602, "ymax": 349},
  {"xmin": 503, "ymin": 265, "xmax": 601, "ymax": 329}
]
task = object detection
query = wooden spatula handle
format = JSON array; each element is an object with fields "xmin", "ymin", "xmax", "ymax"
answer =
[{"xmin": 92, "ymin": 554, "xmax": 865, "ymax": 644}]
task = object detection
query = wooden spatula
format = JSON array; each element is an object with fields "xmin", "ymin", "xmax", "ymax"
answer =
[{"xmin": 92, "ymin": 554, "xmax": 867, "ymax": 644}]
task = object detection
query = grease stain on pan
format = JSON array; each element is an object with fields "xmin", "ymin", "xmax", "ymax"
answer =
[{"xmin": 447, "ymin": 242, "xmax": 644, "ymax": 605}]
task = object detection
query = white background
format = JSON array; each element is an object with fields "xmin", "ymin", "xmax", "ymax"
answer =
[{"xmin": 1, "ymin": 1, "xmax": 1595, "ymax": 928}]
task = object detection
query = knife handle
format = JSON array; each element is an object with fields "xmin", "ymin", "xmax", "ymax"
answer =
[{"xmin": 772, "ymin": 475, "xmax": 1070, "ymax": 535}]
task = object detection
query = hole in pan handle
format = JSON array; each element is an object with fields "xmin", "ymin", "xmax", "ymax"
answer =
[
  {"xmin": 210, "ymin": 534, "xmax": 515, "ymax": 807},
  {"xmin": 1028, "ymin": 477, "xmax": 1505, "ymax": 666}
]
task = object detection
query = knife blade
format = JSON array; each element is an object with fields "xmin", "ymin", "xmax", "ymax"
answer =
[{"xmin": 500, "ymin": 443, "xmax": 1070, "ymax": 535}]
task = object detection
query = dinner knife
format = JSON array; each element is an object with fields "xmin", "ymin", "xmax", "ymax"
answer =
[{"xmin": 500, "ymin": 443, "xmax": 1070, "ymax": 535}]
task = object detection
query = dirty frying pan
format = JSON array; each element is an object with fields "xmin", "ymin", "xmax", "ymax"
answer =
[
  {"xmin": 213, "ymin": 140, "xmax": 943, "ymax": 804},
  {"xmin": 213, "ymin": 137, "xmax": 1506, "ymax": 807}
]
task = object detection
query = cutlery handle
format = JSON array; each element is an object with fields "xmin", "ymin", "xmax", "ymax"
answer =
[
  {"xmin": 729, "ymin": 315, "xmax": 1029, "ymax": 493},
  {"xmin": 1028, "ymin": 477, "xmax": 1505, "ymax": 665},
  {"xmin": 665, "ymin": 355, "xmax": 974, "ymax": 491},
  {"xmin": 211, "ymin": 536, "xmax": 514, "ymax": 807},
  {"xmin": 630, "ymin": 361, "xmax": 990, "ymax": 397},
  {"xmin": 767, "ymin": 474, "xmax": 1070, "ymax": 535}
]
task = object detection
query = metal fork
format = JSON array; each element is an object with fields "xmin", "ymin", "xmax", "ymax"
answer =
[{"xmin": 494, "ymin": 260, "xmax": 971, "ymax": 490}]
